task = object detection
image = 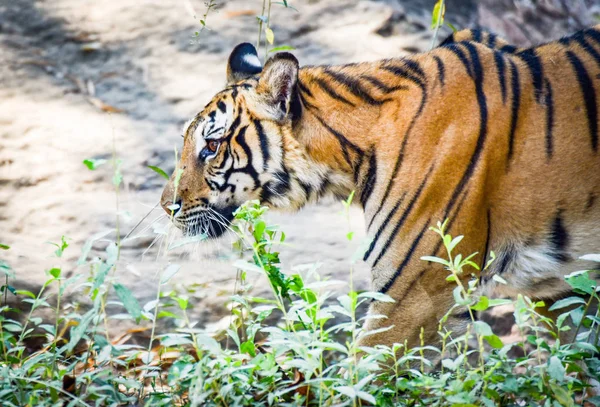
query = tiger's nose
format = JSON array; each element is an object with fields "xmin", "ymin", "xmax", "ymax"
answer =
[{"xmin": 162, "ymin": 197, "xmax": 182, "ymax": 216}]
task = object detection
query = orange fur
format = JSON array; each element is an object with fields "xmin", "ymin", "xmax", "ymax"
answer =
[{"xmin": 162, "ymin": 27, "xmax": 600, "ymax": 353}]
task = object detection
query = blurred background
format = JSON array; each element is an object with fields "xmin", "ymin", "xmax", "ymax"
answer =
[{"xmin": 1, "ymin": 0, "xmax": 599, "ymax": 335}]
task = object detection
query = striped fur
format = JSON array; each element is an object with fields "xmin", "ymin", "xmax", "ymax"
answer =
[{"xmin": 162, "ymin": 27, "xmax": 600, "ymax": 351}]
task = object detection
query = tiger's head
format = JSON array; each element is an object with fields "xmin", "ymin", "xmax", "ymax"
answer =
[{"xmin": 160, "ymin": 43, "xmax": 316, "ymax": 237}]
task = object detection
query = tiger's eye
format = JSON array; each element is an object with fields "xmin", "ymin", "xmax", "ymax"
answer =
[{"xmin": 207, "ymin": 140, "xmax": 220, "ymax": 153}]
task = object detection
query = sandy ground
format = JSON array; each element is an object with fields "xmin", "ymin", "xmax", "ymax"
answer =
[
  {"xmin": 1, "ymin": 0, "xmax": 587, "ymax": 336},
  {"xmin": 1, "ymin": 0, "xmax": 465, "ymax": 328}
]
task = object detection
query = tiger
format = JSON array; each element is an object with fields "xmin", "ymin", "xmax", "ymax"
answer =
[{"xmin": 161, "ymin": 26, "xmax": 600, "ymax": 352}]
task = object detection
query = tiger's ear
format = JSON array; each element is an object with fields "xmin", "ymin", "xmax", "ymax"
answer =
[
  {"xmin": 226, "ymin": 43, "xmax": 263, "ymax": 85},
  {"xmin": 255, "ymin": 52, "xmax": 299, "ymax": 121}
]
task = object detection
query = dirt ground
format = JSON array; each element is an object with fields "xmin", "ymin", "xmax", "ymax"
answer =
[{"xmin": 0, "ymin": 0, "xmax": 593, "ymax": 335}]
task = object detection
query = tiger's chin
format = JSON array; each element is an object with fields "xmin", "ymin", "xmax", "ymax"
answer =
[{"xmin": 180, "ymin": 205, "xmax": 238, "ymax": 239}]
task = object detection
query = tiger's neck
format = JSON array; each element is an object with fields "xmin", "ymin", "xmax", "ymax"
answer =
[{"xmin": 289, "ymin": 62, "xmax": 422, "ymax": 212}]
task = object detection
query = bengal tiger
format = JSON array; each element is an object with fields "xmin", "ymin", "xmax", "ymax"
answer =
[{"xmin": 161, "ymin": 26, "xmax": 600, "ymax": 352}]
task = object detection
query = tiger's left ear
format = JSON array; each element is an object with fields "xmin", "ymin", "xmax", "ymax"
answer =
[
  {"xmin": 256, "ymin": 52, "xmax": 299, "ymax": 122},
  {"xmin": 227, "ymin": 43, "xmax": 263, "ymax": 85}
]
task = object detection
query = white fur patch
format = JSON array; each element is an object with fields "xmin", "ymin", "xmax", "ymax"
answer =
[
  {"xmin": 243, "ymin": 53, "xmax": 262, "ymax": 69},
  {"xmin": 483, "ymin": 243, "xmax": 570, "ymax": 298}
]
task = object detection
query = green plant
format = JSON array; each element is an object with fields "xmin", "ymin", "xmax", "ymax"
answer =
[{"xmin": 2, "ymin": 191, "xmax": 600, "ymax": 405}]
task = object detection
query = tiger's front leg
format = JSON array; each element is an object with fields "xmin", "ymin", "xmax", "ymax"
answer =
[{"xmin": 360, "ymin": 262, "xmax": 474, "ymax": 366}]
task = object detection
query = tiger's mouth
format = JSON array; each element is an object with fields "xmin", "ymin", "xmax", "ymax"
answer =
[{"xmin": 177, "ymin": 205, "xmax": 237, "ymax": 238}]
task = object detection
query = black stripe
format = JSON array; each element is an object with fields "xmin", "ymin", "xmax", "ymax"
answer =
[
  {"xmin": 567, "ymin": 50, "xmax": 598, "ymax": 151},
  {"xmin": 299, "ymin": 180, "xmax": 313, "ymax": 201},
  {"xmin": 442, "ymin": 43, "xmax": 473, "ymax": 77},
  {"xmin": 500, "ymin": 44, "xmax": 518, "ymax": 54},
  {"xmin": 260, "ymin": 170, "xmax": 291, "ymax": 204},
  {"xmin": 432, "ymin": 188, "xmax": 470, "ymax": 258},
  {"xmin": 233, "ymin": 126, "xmax": 260, "ymax": 189},
  {"xmin": 586, "ymin": 192, "xmax": 596, "ymax": 211},
  {"xmin": 493, "ymin": 51, "xmax": 507, "ymax": 104},
  {"xmin": 380, "ymin": 219, "xmax": 431, "ymax": 294},
  {"xmin": 253, "ymin": 120, "xmax": 270, "ymax": 170},
  {"xmin": 584, "ymin": 28, "xmax": 600, "ymax": 47},
  {"xmin": 507, "ymin": 59, "xmax": 521, "ymax": 164},
  {"xmin": 439, "ymin": 32, "xmax": 456, "ymax": 46},
  {"xmin": 454, "ymin": 310, "xmax": 473, "ymax": 320},
  {"xmin": 313, "ymin": 76, "xmax": 355, "ymax": 106},
  {"xmin": 443, "ymin": 42, "xmax": 489, "ymax": 218},
  {"xmin": 544, "ymin": 79, "xmax": 554, "ymax": 159},
  {"xmin": 515, "ymin": 49, "xmax": 544, "ymax": 102},
  {"xmin": 549, "ymin": 210, "xmax": 569, "ymax": 262},
  {"xmin": 482, "ymin": 209, "xmax": 492, "ymax": 268},
  {"xmin": 575, "ymin": 34, "xmax": 600, "ymax": 68},
  {"xmin": 314, "ymin": 115, "xmax": 363, "ymax": 167},
  {"xmin": 472, "ymin": 29, "xmax": 482, "ymax": 43},
  {"xmin": 362, "ymin": 75, "xmax": 408, "ymax": 93},
  {"xmin": 403, "ymin": 59, "xmax": 426, "ymax": 78},
  {"xmin": 371, "ymin": 165, "xmax": 434, "ymax": 268},
  {"xmin": 497, "ymin": 245, "xmax": 516, "ymax": 274},
  {"xmin": 325, "ymin": 69, "xmax": 385, "ymax": 105},
  {"xmin": 363, "ymin": 192, "xmax": 406, "ymax": 260},
  {"xmin": 226, "ymin": 115, "xmax": 242, "ymax": 140},
  {"xmin": 353, "ymin": 154, "xmax": 364, "ymax": 184},
  {"xmin": 433, "ymin": 56, "xmax": 445, "ymax": 87},
  {"xmin": 298, "ymin": 81, "xmax": 313, "ymax": 98},
  {"xmin": 380, "ymin": 63, "xmax": 425, "ymax": 88},
  {"xmin": 488, "ymin": 32, "xmax": 497, "ymax": 48},
  {"xmin": 298, "ymin": 91, "xmax": 318, "ymax": 112},
  {"xmin": 359, "ymin": 150, "xmax": 377, "ymax": 207},
  {"xmin": 216, "ymin": 100, "xmax": 227, "ymax": 113},
  {"xmin": 370, "ymin": 63, "xmax": 428, "ymax": 225}
]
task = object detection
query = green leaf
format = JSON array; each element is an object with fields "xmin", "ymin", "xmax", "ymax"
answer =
[
  {"xmin": 67, "ymin": 309, "xmax": 95, "ymax": 352},
  {"xmin": 50, "ymin": 235, "xmax": 69, "ymax": 257},
  {"xmin": 83, "ymin": 158, "xmax": 107, "ymax": 170},
  {"xmin": 269, "ymin": 45, "xmax": 295, "ymax": 53},
  {"xmin": 431, "ymin": 0, "xmax": 445, "ymax": 29},
  {"xmin": 488, "ymin": 298, "xmax": 513, "ymax": 307},
  {"xmin": 240, "ymin": 340, "xmax": 256, "ymax": 357},
  {"xmin": 448, "ymin": 235, "xmax": 464, "ymax": 252},
  {"xmin": 114, "ymin": 283, "xmax": 143, "ymax": 323},
  {"xmin": 253, "ymin": 220, "xmax": 266, "ymax": 241},
  {"xmin": 492, "ymin": 274, "xmax": 508, "ymax": 285},
  {"xmin": 161, "ymin": 264, "xmax": 181, "ymax": 284},
  {"xmin": 471, "ymin": 296, "xmax": 489, "ymax": 311},
  {"xmin": 265, "ymin": 27, "xmax": 275, "ymax": 44},
  {"xmin": 484, "ymin": 334, "xmax": 503, "ymax": 349},
  {"xmin": 48, "ymin": 268, "xmax": 61, "ymax": 279},
  {"xmin": 548, "ymin": 296, "xmax": 586, "ymax": 311},
  {"xmin": 473, "ymin": 320, "xmax": 493, "ymax": 336},
  {"xmin": 549, "ymin": 383, "xmax": 574, "ymax": 407},
  {"xmin": 148, "ymin": 165, "xmax": 169, "ymax": 180},
  {"xmin": 421, "ymin": 255, "xmax": 449, "ymax": 266},
  {"xmin": 0, "ymin": 244, "xmax": 9, "ymax": 250},
  {"xmin": 547, "ymin": 356, "xmax": 566, "ymax": 381},
  {"xmin": 565, "ymin": 270, "xmax": 596, "ymax": 295}
]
